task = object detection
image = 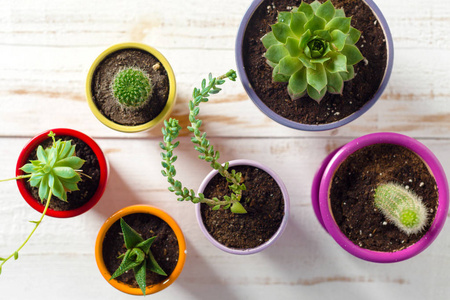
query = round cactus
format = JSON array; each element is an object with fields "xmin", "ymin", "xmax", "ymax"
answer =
[
  {"xmin": 374, "ymin": 183, "xmax": 428, "ymax": 235},
  {"xmin": 112, "ymin": 68, "xmax": 153, "ymax": 108},
  {"xmin": 261, "ymin": 0, "xmax": 364, "ymax": 102}
]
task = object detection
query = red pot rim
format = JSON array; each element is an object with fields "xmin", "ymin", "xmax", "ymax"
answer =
[{"xmin": 15, "ymin": 128, "xmax": 109, "ymax": 218}]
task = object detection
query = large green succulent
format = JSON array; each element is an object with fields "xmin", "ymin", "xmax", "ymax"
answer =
[{"xmin": 262, "ymin": 0, "xmax": 364, "ymax": 102}]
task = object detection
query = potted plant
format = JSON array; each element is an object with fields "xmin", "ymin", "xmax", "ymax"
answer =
[
  {"xmin": 160, "ymin": 70, "xmax": 290, "ymax": 254},
  {"xmin": 311, "ymin": 132, "xmax": 449, "ymax": 263},
  {"xmin": 0, "ymin": 129, "xmax": 108, "ymax": 273},
  {"xmin": 95, "ymin": 205, "xmax": 186, "ymax": 295},
  {"xmin": 86, "ymin": 42, "xmax": 176, "ymax": 133},
  {"xmin": 236, "ymin": 0, "xmax": 394, "ymax": 131}
]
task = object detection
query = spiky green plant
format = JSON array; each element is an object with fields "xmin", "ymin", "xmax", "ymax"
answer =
[
  {"xmin": 112, "ymin": 68, "xmax": 153, "ymax": 107},
  {"xmin": 374, "ymin": 183, "xmax": 428, "ymax": 235},
  {"xmin": 0, "ymin": 131, "xmax": 85, "ymax": 274},
  {"xmin": 160, "ymin": 70, "xmax": 247, "ymax": 214},
  {"xmin": 262, "ymin": 0, "xmax": 364, "ymax": 102},
  {"xmin": 109, "ymin": 218, "xmax": 166, "ymax": 296}
]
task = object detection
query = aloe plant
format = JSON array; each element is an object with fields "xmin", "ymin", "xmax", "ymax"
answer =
[
  {"xmin": 112, "ymin": 68, "xmax": 153, "ymax": 107},
  {"xmin": 0, "ymin": 131, "xmax": 85, "ymax": 274},
  {"xmin": 160, "ymin": 70, "xmax": 247, "ymax": 214},
  {"xmin": 262, "ymin": 0, "xmax": 364, "ymax": 102},
  {"xmin": 110, "ymin": 218, "xmax": 166, "ymax": 296},
  {"xmin": 374, "ymin": 183, "xmax": 428, "ymax": 235}
]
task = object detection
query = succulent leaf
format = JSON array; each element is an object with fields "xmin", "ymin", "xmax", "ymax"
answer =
[{"xmin": 262, "ymin": 0, "xmax": 364, "ymax": 102}]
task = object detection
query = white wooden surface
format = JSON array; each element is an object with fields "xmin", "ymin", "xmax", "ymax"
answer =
[{"xmin": 1, "ymin": 0, "xmax": 450, "ymax": 299}]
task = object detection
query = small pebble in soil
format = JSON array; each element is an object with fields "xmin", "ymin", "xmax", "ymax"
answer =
[
  {"xmin": 420, "ymin": 182, "xmax": 425, "ymax": 187},
  {"xmin": 382, "ymin": 221, "xmax": 388, "ymax": 225}
]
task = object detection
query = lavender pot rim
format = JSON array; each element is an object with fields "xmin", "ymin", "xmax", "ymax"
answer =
[
  {"xmin": 195, "ymin": 159, "xmax": 290, "ymax": 255},
  {"xmin": 312, "ymin": 132, "xmax": 449, "ymax": 263},
  {"xmin": 235, "ymin": 0, "xmax": 394, "ymax": 131}
]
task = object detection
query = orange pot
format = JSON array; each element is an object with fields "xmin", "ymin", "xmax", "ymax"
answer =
[{"xmin": 95, "ymin": 205, "xmax": 186, "ymax": 295}]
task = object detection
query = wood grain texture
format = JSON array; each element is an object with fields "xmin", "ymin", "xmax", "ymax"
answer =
[{"xmin": 1, "ymin": 0, "xmax": 450, "ymax": 299}]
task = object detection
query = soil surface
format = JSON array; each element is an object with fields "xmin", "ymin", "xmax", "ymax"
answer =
[
  {"xmin": 102, "ymin": 213, "xmax": 179, "ymax": 288},
  {"xmin": 201, "ymin": 165, "xmax": 285, "ymax": 249},
  {"xmin": 25, "ymin": 135, "xmax": 100, "ymax": 211},
  {"xmin": 329, "ymin": 144, "xmax": 439, "ymax": 252},
  {"xmin": 91, "ymin": 48, "xmax": 169, "ymax": 126},
  {"xmin": 242, "ymin": 0, "xmax": 387, "ymax": 125}
]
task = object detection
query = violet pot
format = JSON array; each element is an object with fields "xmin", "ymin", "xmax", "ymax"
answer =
[
  {"xmin": 311, "ymin": 132, "xmax": 449, "ymax": 263},
  {"xmin": 195, "ymin": 159, "xmax": 290, "ymax": 255},
  {"xmin": 235, "ymin": 0, "xmax": 394, "ymax": 131}
]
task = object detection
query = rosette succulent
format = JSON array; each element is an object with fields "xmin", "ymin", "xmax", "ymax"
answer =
[
  {"xmin": 262, "ymin": 0, "xmax": 364, "ymax": 102},
  {"xmin": 112, "ymin": 68, "xmax": 153, "ymax": 108}
]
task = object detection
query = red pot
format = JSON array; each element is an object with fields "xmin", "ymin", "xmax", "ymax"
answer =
[{"xmin": 15, "ymin": 128, "xmax": 109, "ymax": 218}]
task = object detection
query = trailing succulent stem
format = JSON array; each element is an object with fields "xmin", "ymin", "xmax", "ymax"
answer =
[
  {"xmin": 0, "ymin": 131, "xmax": 85, "ymax": 274},
  {"xmin": 160, "ymin": 70, "xmax": 247, "ymax": 214},
  {"xmin": 112, "ymin": 68, "xmax": 153, "ymax": 108},
  {"xmin": 110, "ymin": 219, "xmax": 166, "ymax": 296},
  {"xmin": 262, "ymin": 0, "xmax": 364, "ymax": 102},
  {"xmin": 374, "ymin": 183, "xmax": 428, "ymax": 235}
]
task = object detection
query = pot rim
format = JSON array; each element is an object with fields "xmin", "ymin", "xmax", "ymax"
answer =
[
  {"xmin": 314, "ymin": 132, "xmax": 449, "ymax": 263},
  {"xmin": 95, "ymin": 205, "xmax": 187, "ymax": 295},
  {"xmin": 15, "ymin": 128, "xmax": 109, "ymax": 218},
  {"xmin": 235, "ymin": 0, "xmax": 394, "ymax": 131},
  {"xmin": 85, "ymin": 42, "xmax": 177, "ymax": 133},
  {"xmin": 195, "ymin": 159, "xmax": 290, "ymax": 255}
]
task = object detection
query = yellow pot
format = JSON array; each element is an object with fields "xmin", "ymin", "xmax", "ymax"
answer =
[
  {"xmin": 86, "ymin": 42, "xmax": 176, "ymax": 133},
  {"xmin": 95, "ymin": 205, "xmax": 186, "ymax": 295}
]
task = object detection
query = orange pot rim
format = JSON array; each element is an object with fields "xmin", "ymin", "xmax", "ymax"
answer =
[{"xmin": 95, "ymin": 205, "xmax": 186, "ymax": 295}]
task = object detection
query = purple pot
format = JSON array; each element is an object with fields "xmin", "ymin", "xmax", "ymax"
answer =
[
  {"xmin": 311, "ymin": 132, "xmax": 449, "ymax": 263},
  {"xmin": 196, "ymin": 159, "xmax": 290, "ymax": 255},
  {"xmin": 235, "ymin": 0, "xmax": 394, "ymax": 131}
]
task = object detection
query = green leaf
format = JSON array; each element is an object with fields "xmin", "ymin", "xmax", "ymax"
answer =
[
  {"xmin": 310, "ymin": 57, "xmax": 330, "ymax": 64},
  {"xmin": 271, "ymin": 23, "xmax": 294, "ymax": 43},
  {"xmin": 316, "ymin": 0, "xmax": 335, "ymax": 22},
  {"xmin": 288, "ymin": 68, "xmax": 308, "ymax": 100},
  {"xmin": 346, "ymin": 27, "xmax": 361, "ymax": 45},
  {"xmin": 298, "ymin": 2, "xmax": 314, "ymax": 19},
  {"xmin": 277, "ymin": 11, "xmax": 292, "ymax": 24},
  {"xmin": 53, "ymin": 167, "xmax": 77, "ymax": 179},
  {"xmin": 135, "ymin": 236, "xmax": 156, "ymax": 255},
  {"xmin": 325, "ymin": 17, "xmax": 351, "ymax": 34},
  {"xmin": 38, "ymin": 175, "xmax": 49, "ymax": 201},
  {"xmin": 120, "ymin": 218, "xmax": 144, "ymax": 249},
  {"xmin": 334, "ymin": 8, "xmax": 346, "ymax": 18},
  {"xmin": 147, "ymin": 250, "xmax": 167, "ymax": 276},
  {"xmin": 339, "ymin": 64, "xmax": 355, "ymax": 81},
  {"xmin": 285, "ymin": 37, "xmax": 301, "ymax": 57},
  {"xmin": 265, "ymin": 44, "xmax": 289, "ymax": 64},
  {"xmin": 307, "ymin": 85, "xmax": 327, "ymax": 102},
  {"xmin": 326, "ymin": 71, "xmax": 344, "ymax": 94},
  {"xmin": 272, "ymin": 64, "xmax": 290, "ymax": 82},
  {"xmin": 29, "ymin": 173, "xmax": 44, "ymax": 187},
  {"xmin": 341, "ymin": 44, "xmax": 364, "ymax": 65},
  {"xmin": 310, "ymin": 0, "xmax": 321, "ymax": 12},
  {"xmin": 307, "ymin": 63, "xmax": 327, "ymax": 92},
  {"xmin": 54, "ymin": 157, "xmax": 85, "ymax": 169},
  {"xmin": 278, "ymin": 56, "xmax": 303, "ymax": 76},
  {"xmin": 325, "ymin": 53, "xmax": 347, "ymax": 73},
  {"xmin": 59, "ymin": 179, "xmax": 80, "ymax": 192},
  {"xmin": 59, "ymin": 141, "xmax": 73, "ymax": 159},
  {"xmin": 230, "ymin": 202, "xmax": 247, "ymax": 214},
  {"xmin": 299, "ymin": 29, "xmax": 312, "ymax": 50},
  {"xmin": 304, "ymin": 15, "xmax": 326, "ymax": 33},
  {"xmin": 134, "ymin": 260, "xmax": 147, "ymax": 296},
  {"xmin": 261, "ymin": 31, "xmax": 280, "ymax": 49},
  {"xmin": 110, "ymin": 249, "xmax": 143, "ymax": 280},
  {"xmin": 14, "ymin": 251, "xmax": 18, "ymax": 260},
  {"xmin": 314, "ymin": 30, "xmax": 332, "ymax": 42},
  {"xmin": 290, "ymin": 12, "xmax": 308, "ymax": 36},
  {"xmin": 331, "ymin": 30, "xmax": 348, "ymax": 51},
  {"xmin": 49, "ymin": 176, "xmax": 66, "ymax": 201},
  {"xmin": 20, "ymin": 163, "xmax": 35, "ymax": 174},
  {"xmin": 299, "ymin": 54, "xmax": 315, "ymax": 70},
  {"xmin": 36, "ymin": 146, "xmax": 47, "ymax": 164}
]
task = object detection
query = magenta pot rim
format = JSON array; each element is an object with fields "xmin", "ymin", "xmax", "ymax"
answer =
[
  {"xmin": 235, "ymin": 0, "xmax": 394, "ymax": 131},
  {"xmin": 15, "ymin": 128, "xmax": 109, "ymax": 218},
  {"xmin": 195, "ymin": 159, "xmax": 290, "ymax": 255},
  {"xmin": 311, "ymin": 132, "xmax": 449, "ymax": 263}
]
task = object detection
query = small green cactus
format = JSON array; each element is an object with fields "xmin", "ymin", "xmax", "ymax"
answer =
[
  {"xmin": 374, "ymin": 183, "xmax": 428, "ymax": 235},
  {"xmin": 262, "ymin": 0, "xmax": 364, "ymax": 102},
  {"xmin": 112, "ymin": 68, "xmax": 153, "ymax": 107}
]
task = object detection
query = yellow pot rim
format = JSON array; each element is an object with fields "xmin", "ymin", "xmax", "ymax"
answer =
[
  {"xmin": 95, "ymin": 205, "xmax": 186, "ymax": 295},
  {"xmin": 86, "ymin": 42, "xmax": 176, "ymax": 133}
]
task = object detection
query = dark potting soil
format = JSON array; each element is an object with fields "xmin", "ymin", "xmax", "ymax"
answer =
[
  {"xmin": 25, "ymin": 135, "xmax": 100, "ymax": 211},
  {"xmin": 242, "ymin": 0, "xmax": 387, "ymax": 125},
  {"xmin": 91, "ymin": 49, "xmax": 169, "ymax": 126},
  {"xmin": 329, "ymin": 144, "xmax": 439, "ymax": 252},
  {"xmin": 201, "ymin": 165, "xmax": 284, "ymax": 249},
  {"xmin": 102, "ymin": 213, "xmax": 179, "ymax": 288}
]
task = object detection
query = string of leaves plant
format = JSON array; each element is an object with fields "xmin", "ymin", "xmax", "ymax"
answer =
[
  {"xmin": 160, "ymin": 70, "xmax": 247, "ymax": 214},
  {"xmin": 109, "ymin": 218, "xmax": 166, "ymax": 296},
  {"xmin": 0, "ymin": 131, "xmax": 85, "ymax": 274}
]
